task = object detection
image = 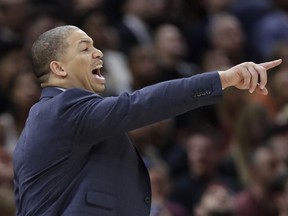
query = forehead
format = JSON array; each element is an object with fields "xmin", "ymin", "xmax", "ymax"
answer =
[
  {"xmin": 255, "ymin": 148, "xmax": 276, "ymax": 164},
  {"xmin": 187, "ymin": 134, "xmax": 213, "ymax": 147},
  {"xmin": 66, "ymin": 29, "xmax": 93, "ymax": 46}
]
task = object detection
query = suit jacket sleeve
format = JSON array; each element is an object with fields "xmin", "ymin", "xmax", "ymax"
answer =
[{"xmin": 59, "ymin": 71, "xmax": 222, "ymax": 144}]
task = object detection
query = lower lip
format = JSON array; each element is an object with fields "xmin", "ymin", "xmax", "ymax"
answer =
[{"xmin": 93, "ymin": 74, "xmax": 106, "ymax": 84}]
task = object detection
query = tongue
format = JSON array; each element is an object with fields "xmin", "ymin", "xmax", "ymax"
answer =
[{"xmin": 93, "ymin": 69, "xmax": 105, "ymax": 81}]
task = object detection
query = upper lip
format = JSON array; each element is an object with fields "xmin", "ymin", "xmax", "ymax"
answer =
[{"xmin": 93, "ymin": 60, "xmax": 103, "ymax": 70}]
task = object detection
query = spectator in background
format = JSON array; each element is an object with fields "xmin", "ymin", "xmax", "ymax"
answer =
[
  {"xmin": 182, "ymin": 0, "xmax": 234, "ymax": 65},
  {"xmin": 127, "ymin": 44, "xmax": 159, "ymax": 91},
  {"xmin": 0, "ymin": 126, "xmax": 15, "ymax": 213},
  {"xmin": 231, "ymin": 0, "xmax": 272, "ymax": 62},
  {"xmin": 265, "ymin": 122, "xmax": 288, "ymax": 176},
  {"xmin": 77, "ymin": 9, "xmax": 111, "ymax": 51},
  {"xmin": 148, "ymin": 158, "xmax": 188, "ymax": 216},
  {"xmin": 253, "ymin": 0, "xmax": 288, "ymax": 61},
  {"xmin": 0, "ymin": 72, "xmax": 40, "ymax": 155},
  {"xmin": 230, "ymin": 103, "xmax": 271, "ymax": 186},
  {"xmin": 194, "ymin": 184, "xmax": 235, "ymax": 216},
  {"xmin": 129, "ymin": 118, "xmax": 188, "ymax": 180},
  {"xmin": 0, "ymin": 42, "xmax": 31, "ymax": 115},
  {"xmin": 171, "ymin": 128, "xmax": 237, "ymax": 215},
  {"xmin": 0, "ymin": 43, "xmax": 31, "ymax": 93},
  {"xmin": 207, "ymin": 13, "xmax": 246, "ymax": 65},
  {"xmin": 148, "ymin": 119, "xmax": 188, "ymax": 180},
  {"xmin": 200, "ymin": 0, "xmax": 233, "ymax": 15},
  {"xmin": 23, "ymin": 6, "xmax": 66, "ymax": 56},
  {"xmin": 128, "ymin": 124, "xmax": 159, "ymax": 164},
  {"xmin": 0, "ymin": 187, "xmax": 16, "ymax": 216},
  {"xmin": 115, "ymin": 0, "xmax": 154, "ymax": 53},
  {"xmin": 29, "ymin": 0, "xmax": 72, "ymax": 14},
  {"xmin": 0, "ymin": 144, "xmax": 13, "ymax": 189},
  {"xmin": 266, "ymin": 65, "xmax": 288, "ymax": 121},
  {"xmin": 234, "ymin": 145, "xmax": 281, "ymax": 216},
  {"xmin": 271, "ymin": 173, "xmax": 288, "ymax": 216},
  {"xmin": 217, "ymin": 88, "xmax": 249, "ymax": 150},
  {"xmin": 0, "ymin": 0, "xmax": 31, "ymax": 47},
  {"xmin": 153, "ymin": 24, "xmax": 199, "ymax": 81},
  {"xmin": 72, "ymin": 0, "xmax": 104, "ymax": 16}
]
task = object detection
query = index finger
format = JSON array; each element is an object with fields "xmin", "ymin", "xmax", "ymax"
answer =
[{"xmin": 259, "ymin": 59, "xmax": 282, "ymax": 70}]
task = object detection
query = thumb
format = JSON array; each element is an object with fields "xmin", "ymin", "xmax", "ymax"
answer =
[{"xmin": 259, "ymin": 59, "xmax": 282, "ymax": 70}]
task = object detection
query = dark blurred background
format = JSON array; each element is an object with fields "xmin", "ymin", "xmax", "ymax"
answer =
[{"xmin": 1, "ymin": 0, "xmax": 288, "ymax": 215}]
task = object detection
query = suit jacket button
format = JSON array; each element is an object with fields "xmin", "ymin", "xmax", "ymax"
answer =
[{"xmin": 144, "ymin": 196, "xmax": 151, "ymax": 204}]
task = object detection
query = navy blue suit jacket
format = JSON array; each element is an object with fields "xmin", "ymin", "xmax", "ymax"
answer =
[{"xmin": 13, "ymin": 72, "xmax": 222, "ymax": 216}]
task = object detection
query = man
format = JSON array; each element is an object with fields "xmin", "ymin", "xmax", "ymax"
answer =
[
  {"xmin": 234, "ymin": 145, "xmax": 285, "ymax": 216},
  {"xmin": 13, "ymin": 25, "xmax": 281, "ymax": 216}
]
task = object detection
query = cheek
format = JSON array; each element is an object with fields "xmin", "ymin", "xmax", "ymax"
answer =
[{"xmin": 69, "ymin": 59, "xmax": 91, "ymax": 74}]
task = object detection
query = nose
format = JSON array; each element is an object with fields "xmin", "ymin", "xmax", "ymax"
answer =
[{"xmin": 92, "ymin": 48, "xmax": 103, "ymax": 59}]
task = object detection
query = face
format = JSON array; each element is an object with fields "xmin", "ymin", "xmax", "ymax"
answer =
[
  {"xmin": 129, "ymin": 45, "xmax": 159, "ymax": 84},
  {"xmin": 212, "ymin": 16, "xmax": 244, "ymax": 54},
  {"xmin": 269, "ymin": 135, "xmax": 288, "ymax": 175},
  {"xmin": 59, "ymin": 29, "xmax": 105, "ymax": 93},
  {"xmin": 155, "ymin": 25, "xmax": 185, "ymax": 58},
  {"xmin": 186, "ymin": 134, "xmax": 219, "ymax": 178},
  {"xmin": 253, "ymin": 148, "xmax": 281, "ymax": 186}
]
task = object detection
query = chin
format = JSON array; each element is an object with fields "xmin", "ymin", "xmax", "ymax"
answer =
[{"xmin": 94, "ymin": 86, "xmax": 105, "ymax": 93}]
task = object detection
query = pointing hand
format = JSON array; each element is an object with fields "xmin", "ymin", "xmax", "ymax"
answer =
[{"xmin": 218, "ymin": 59, "xmax": 282, "ymax": 95}]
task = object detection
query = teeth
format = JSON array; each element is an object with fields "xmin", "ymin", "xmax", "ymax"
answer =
[
  {"xmin": 92, "ymin": 64, "xmax": 103, "ymax": 76},
  {"xmin": 95, "ymin": 65, "xmax": 103, "ymax": 69}
]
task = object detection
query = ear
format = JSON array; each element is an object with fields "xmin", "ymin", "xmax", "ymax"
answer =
[{"xmin": 49, "ymin": 61, "xmax": 67, "ymax": 78}]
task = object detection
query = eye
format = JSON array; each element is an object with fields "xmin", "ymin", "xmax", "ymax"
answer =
[{"xmin": 82, "ymin": 47, "xmax": 89, "ymax": 52}]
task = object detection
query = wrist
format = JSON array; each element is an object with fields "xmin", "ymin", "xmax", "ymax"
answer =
[{"xmin": 218, "ymin": 70, "xmax": 230, "ymax": 90}]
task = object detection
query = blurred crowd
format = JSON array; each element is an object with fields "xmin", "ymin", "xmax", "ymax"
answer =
[{"xmin": 1, "ymin": 0, "xmax": 288, "ymax": 215}]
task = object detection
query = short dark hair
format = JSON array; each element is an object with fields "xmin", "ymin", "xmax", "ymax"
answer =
[{"xmin": 31, "ymin": 25, "xmax": 79, "ymax": 84}]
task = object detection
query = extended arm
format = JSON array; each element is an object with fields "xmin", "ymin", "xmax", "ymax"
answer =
[
  {"xmin": 65, "ymin": 72, "xmax": 222, "ymax": 144},
  {"xmin": 65, "ymin": 59, "xmax": 282, "ymax": 144}
]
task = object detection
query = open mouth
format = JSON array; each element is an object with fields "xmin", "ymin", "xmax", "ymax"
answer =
[
  {"xmin": 92, "ymin": 66, "xmax": 103, "ymax": 77},
  {"xmin": 91, "ymin": 65, "xmax": 105, "ymax": 84}
]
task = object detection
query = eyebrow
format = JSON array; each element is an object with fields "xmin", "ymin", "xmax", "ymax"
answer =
[{"xmin": 78, "ymin": 39, "xmax": 94, "ymax": 47}]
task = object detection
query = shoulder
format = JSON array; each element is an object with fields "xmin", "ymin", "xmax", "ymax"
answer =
[
  {"xmin": 31, "ymin": 88, "xmax": 104, "ymax": 121},
  {"xmin": 62, "ymin": 88, "xmax": 103, "ymax": 99},
  {"xmin": 39, "ymin": 87, "xmax": 104, "ymax": 107}
]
